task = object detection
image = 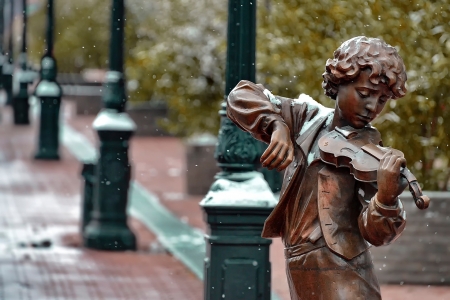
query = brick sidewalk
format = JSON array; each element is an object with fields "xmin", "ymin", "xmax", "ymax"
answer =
[
  {"xmin": 63, "ymin": 100, "xmax": 450, "ymax": 300},
  {"xmin": 0, "ymin": 105, "xmax": 202, "ymax": 299},
  {"xmin": 1, "ymin": 99, "xmax": 450, "ymax": 300}
]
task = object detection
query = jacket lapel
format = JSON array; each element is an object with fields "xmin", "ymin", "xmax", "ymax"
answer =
[{"xmin": 296, "ymin": 113, "xmax": 332, "ymax": 156}]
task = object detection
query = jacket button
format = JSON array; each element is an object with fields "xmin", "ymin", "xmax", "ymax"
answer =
[
  {"xmin": 293, "ymin": 161, "xmax": 298, "ymax": 168},
  {"xmin": 288, "ymin": 176, "xmax": 292, "ymax": 181}
]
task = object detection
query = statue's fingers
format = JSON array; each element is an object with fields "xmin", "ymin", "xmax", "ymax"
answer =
[
  {"xmin": 268, "ymin": 145, "xmax": 288, "ymax": 169},
  {"xmin": 277, "ymin": 147, "xmax": 294, "ymax": 171},
  {"xmin": 393, "ymin": 157, "xmax": 407, "ymax": 172},
  {"xmin": 380, "ymin": 150, "xmax": 392, "ymax": 169},
  {"xmin": 261, "ymin": 142, "xmax": 277, "ymax": 163},
  {"xmin": 262, "ymin": 143, "xmax": 282, "ymax": 168}
]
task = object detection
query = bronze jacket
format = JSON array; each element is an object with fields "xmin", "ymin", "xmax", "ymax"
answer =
[{"xmin": 227, "ymin": 80, "xmax": 406, "ymax": 260}]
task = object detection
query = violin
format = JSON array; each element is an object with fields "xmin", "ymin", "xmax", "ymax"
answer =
[{"xmin": 318, "ymin": 126, "xmax": 430, "ymax": 210}]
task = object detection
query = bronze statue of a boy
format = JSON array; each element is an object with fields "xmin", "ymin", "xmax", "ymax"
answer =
[{"xmin": 227, "ymin": 36, "xmax": 409, "ymax": 300}]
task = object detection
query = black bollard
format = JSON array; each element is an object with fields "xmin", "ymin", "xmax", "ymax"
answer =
[
  {"xmin": 12, "ymin": 0, "xmax": 30, "ymax": 124},
  {"xmin": 200, "ymin": 174, "xmax": 276, "ymax": 300},
  {"xmin": 3, "ymin": 0, "xmax": 13, "ymax": 106},
  {"xmin": 83, "ymin": 109, "xmax": 137, "ymax": 251}
]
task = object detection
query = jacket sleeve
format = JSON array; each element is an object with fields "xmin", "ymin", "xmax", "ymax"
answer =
[
  {"xmin": 226, "ymin": 80, "xmax": 306, "ymax": 145},
  {"xmin": 357, "ymin": 181, "xmax": 407, "ymax": 246}
]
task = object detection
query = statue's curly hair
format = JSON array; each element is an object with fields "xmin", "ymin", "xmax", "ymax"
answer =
[{"xmin": 322, "ymin": 36, "xmax": 407, "ymax": 100}]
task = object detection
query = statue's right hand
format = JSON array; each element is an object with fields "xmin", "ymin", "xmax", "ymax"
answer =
[{"xmin": 260, "ymin": 122, "xmax": 293, "ymax": 171}]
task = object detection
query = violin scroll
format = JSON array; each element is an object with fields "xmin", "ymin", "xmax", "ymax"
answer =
[
  {"xmin": 407, "ymin": 179, "xmax": 430, "ymax": 210},
  {"xmin": 416, "ymin": 195, "xmax": 430, "ymax": 210}
]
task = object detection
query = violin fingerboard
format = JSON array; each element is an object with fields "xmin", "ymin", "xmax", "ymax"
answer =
[{"xmin": 361, "ymin": 144, "xmax": 385, "ymax": 160}]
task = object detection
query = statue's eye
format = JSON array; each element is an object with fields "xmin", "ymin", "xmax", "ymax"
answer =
[
  {"xmin": 357, "ymin": 90, "xmax": 369, "ymax": 98},
  {"xmin": 379, "ymin": 97, "xmax": 388, "ymax": 105}
]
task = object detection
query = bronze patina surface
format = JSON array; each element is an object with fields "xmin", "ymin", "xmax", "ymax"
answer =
[{"xmin": 226, "ymin": 36, "xmax": 416, "ymax": 300}]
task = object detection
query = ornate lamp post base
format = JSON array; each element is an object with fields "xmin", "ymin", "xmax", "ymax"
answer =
[
  {"xmin": 200, "ymin": 172, "xmax": 276, "ymax": 300},
  {"xmin": 84, "ymin": 221, "xmax": 136, "ymax": 251},
  {"xmin": 2, "ymin": 67, "xmax": 14, "ymax": 105},
  {"xmin": 34, "ymin": 57, "xmax": 62, "ymax": 160},
  {"xmin": 83, "ymin": 109, "xmax": 137, "ymax": 251},
  {"xmin": 33, "ymin": 94, "xmax": 61, "ymax": 160},
  {"xmin": 12, "ymin": 81, "xmax": 30, "ymax": 125}
]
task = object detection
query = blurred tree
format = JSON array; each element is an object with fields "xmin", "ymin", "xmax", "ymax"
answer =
[
  {"xmin": 27, "ymin": 0, "xmax": 139, "ymax": 73},
  {"xmin": 28, "ymin": 0, "xmax": 227, "ymax": 137},
  {"xmin": 27, "ymin": 0, "xmax": 449, "ymax": 189},
  {"xmin": 256, "ymin": 0, "xmax": 449, "ymax": 190},
  {"xmin": 125, "ymin": 0, "xmax": 227, "ymax": 136}
]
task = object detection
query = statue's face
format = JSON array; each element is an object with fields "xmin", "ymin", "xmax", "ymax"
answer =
[{"xmin": 335, "ymin": 68, "xmax": 392, "ymax": 129}]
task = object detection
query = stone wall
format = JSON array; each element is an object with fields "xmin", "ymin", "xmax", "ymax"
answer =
[
  {"xmin": 185, "ymin": 134, "xmax": 220, "ymax": 195},
  {"xmin": 371, "ymin": 191, "xmax": 450, "ymax": 285},
  {"xmin": 126, "ymin": 101, "xmax": 170, "ymax": 137},
  {"xmin": 59, "ymin": 72, "xmax": 103, "ymax": 116}
]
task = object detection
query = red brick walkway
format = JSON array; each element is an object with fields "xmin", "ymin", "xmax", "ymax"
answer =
[
  {"xmin": 63, "ymin": 100, "xmax": 450, "ymax": 300},
  {"xmin": 1, "ymin": 99, "xmax": 450, "ymax": 299},
  {"xmin": 0, "ymin": 105, "xmax": 202, "ymax": 299}
]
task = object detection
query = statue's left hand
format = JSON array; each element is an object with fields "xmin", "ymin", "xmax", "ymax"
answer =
[{"xmin": 376, "ymin": 151, "xmax": 408, "ymax": 206}]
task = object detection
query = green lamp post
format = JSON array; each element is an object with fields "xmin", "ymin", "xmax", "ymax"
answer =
[
  {"xmin": 12, "ymin": 0, "xmax": 30, "ymax": 125},
  {"xmin": 3, "ymin": 0, "xmax": 13, "ymax": 106},
  {"xmin": 0, "ymin": 0, "xmax": 6, "ymax": 89},
  {"xmin": 199, "ymin": 1, "xmax": 276, "ymax": 299},
  {"xmin": 83, "ymin": 0, "xmax": 136, "ymax": 251},
  {"xmin": 34, "ymin": 0, "xmax": 62, "ymax": 160}
]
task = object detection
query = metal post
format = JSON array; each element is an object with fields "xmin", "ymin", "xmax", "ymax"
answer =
[
  {"xmin": 34, "ymin": 0, "xmax": 62, "ymax": 159},
  {"xmin": 12, "ymin": 0, "xmax": 29, "ymax": 124},
  {"xmin": 83, "ymin": 0, "xmax": 136, "ymax": 251},
  {"xmin": 199, "ymin": 1, "xmax": 275, "ymax": 299},
  {"xmin": 103, "ymin": 0, "xmax": 125, "ymax": 112},
  {"xmin": 0, "ymin": 0, "xmax": 6, "ymax": 89},
  {"xmin": 3, "ymin": 0, "xmax": 13, "ymax": 106}
]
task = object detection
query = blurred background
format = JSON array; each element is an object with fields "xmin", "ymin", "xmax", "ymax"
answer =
[
  {"xmin": 21, "ymin": 0, "xmax": 450, "ymax": 190},
  {"xmin": 0, "ymin": 0, "xmax": 448, "ymax": 299}
]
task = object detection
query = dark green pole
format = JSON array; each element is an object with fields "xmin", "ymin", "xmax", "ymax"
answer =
[
  {"xmin": 3, "ymin": 0, "xmax": 13, "ymax": 106},
  {"xmin": 12, "ymin": 0, "xmax": 29, "ymax": 124},
  {"xmin": 200, "ymin": 1, "xmax": 274, "ymax": 299},
  {"xmin": 34, "ymin": 0, "xmax": 62, "ymax": 160},
  {"xmin": 224, "ymin": 0, "xmax": 281, "ymax": 192},
  {"xmin": 103, "ymin": 0, "xmax": 125, "ymax": 112},
  {"xmin": 84, "ymin": 0, "xmax": 136, "ymax": 251},
  {"xmin": 215, "ymin": 0, "xmax": 258, "ymax": 175},
  {"xmin": 0, "ymin": 0, "xmax": 5, "ymax": 88}
]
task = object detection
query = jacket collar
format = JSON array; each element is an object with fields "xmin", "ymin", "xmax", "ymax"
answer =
[{"xmin": 296, "ymin": 112, "xmax": 333, "ymax": 156}]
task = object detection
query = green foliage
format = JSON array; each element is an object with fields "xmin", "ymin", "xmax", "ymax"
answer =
[
  {"xmin": 27, "ymin": 0, "xmax": 449, "ymax": 189},
  {"xmin": 125, "ymin": 0, "xmax": 227, "ymax": 136},
  {"xmin": 256, "ymin": 0, "xmax": 449, "ymax": 190},
  {"xmin": 28, "ymin": 0, "xmax": 110, "ymax": 72}
]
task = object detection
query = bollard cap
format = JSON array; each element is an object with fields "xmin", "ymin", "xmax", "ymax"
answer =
[
  {"xmin": 17, "ymin": 69, "xmax": 38, "ymax": 83},
  {"xmin": 93, "ymin": 108, "xmax": 137, "ymax": 132},
  {"xmin": 2, "ymin": 62, "xmax": 14, "ymax": 75},
  {"xmin": 186, "ymin": 133, "xmax": 218, "ymax": 146},
  {"xmin": 200, "ymin": 172, "xmax": 278, "ymax": 208},
  {"xmin": 35, "ymin": 80, "xmax": 62, "ymax": 97}
]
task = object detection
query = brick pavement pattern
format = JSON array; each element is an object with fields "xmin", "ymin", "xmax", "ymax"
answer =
[
  {"xmin": 1, "ymin": 100, "xmax": 449, "ymax": 300},
  {"xmin": 64, "ymin": 100, "xmax": 450, "ymax": 300},
  {"xmin": 0, "ymin": 106, "xmax": 202, "ymax": 300}
]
